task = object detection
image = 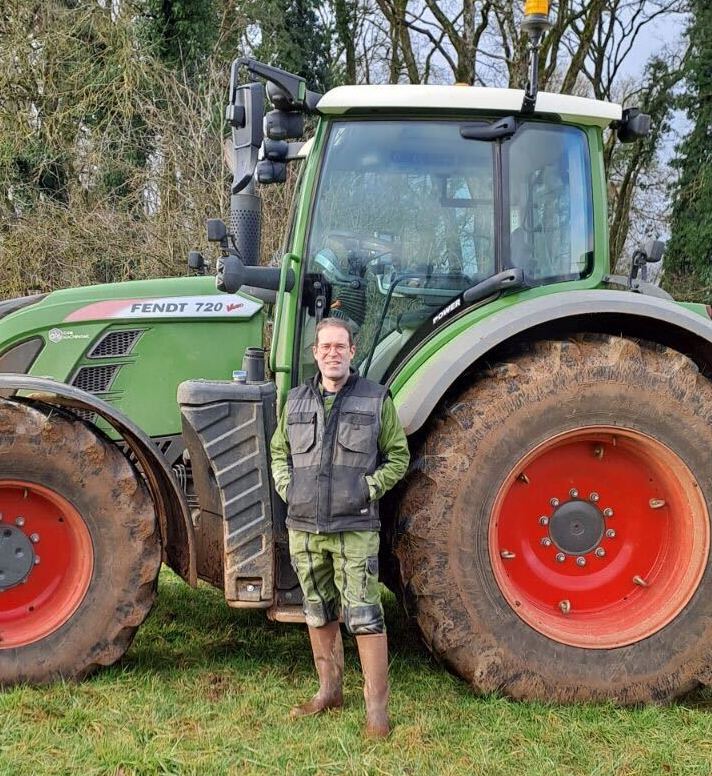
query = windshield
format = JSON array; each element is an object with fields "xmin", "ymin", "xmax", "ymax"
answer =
[{"xmin": 297, "ymin": 119, "xmax": 593, "ymax": 383}]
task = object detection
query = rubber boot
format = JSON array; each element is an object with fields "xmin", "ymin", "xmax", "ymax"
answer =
[
  {"xmin": 356, "ymin": 633, "xmax": 390, "ymax": 739},
  {"xmin": 290, "ymin": 621, "xmax": 344, "ymax": 718}
]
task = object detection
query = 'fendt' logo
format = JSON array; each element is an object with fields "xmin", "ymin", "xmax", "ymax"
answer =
[
  {"xmin": 65, "ymin": 295, "xmax": 262, "ymax": 322},
  {"xmin": 432, "ymin": 298, "xmax": 462, "ymax": 326}
]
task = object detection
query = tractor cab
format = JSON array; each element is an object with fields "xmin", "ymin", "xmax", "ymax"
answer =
[
  {"xmin": 214, "ymin": 54, "xmax": 647, "ymax": 395},
  {"xmin": 296, "ymin": 111, "xmax": 597, "ymax": 383}
]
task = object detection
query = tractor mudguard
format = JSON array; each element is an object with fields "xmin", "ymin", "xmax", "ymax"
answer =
[
  {"xmin": 395, "ymin": 289, "xmax": 712, "ymax": 435},
  {"xmin": 0, "ymin": 374, "xmax": 196, "ymax": 586}
]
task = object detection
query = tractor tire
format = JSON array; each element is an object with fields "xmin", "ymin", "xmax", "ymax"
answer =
[
  {"xmin": 394, "ymin": 334, "xmax": 712, "ymax": 703},
  {"xmin": 0, "ymin": 399, "xmax": 161, "ymax": 685}
]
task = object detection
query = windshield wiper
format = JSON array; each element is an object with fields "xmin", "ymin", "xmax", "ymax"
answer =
[
  {"xmin": 362, "ymin": 272, "xmax": 422, "ymax": 379},
  {"xmin": 462, "ymin": 268, "xmax": 525, "ymax": 303},
  {"xmin": 361, "ymin": 268, "xmax": 525, "ymax": 379},
  {"xmin": 460, "ymin": 116, "xmax": 517, "ymax": 141}
]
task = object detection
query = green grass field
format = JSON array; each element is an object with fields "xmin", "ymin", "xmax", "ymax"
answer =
[{"xmin": 2, "ymin": 569, "xmax": 712, "ymax": 776}]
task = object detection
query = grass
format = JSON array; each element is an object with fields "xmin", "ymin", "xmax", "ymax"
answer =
[{"xmin": 2, "ymin": 570, "xmax": 712, "ymax": 776}]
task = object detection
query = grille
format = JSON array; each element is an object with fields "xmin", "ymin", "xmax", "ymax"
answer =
[
  {"xmin": 88, "ymin": 329, "xmax": 142, "ymax": 358},
  {"xmin": 71, "ymin": 364, "xmax": 120, "ymax": 394},
  {"xmin": 72, "ymin": 408, "xmax": 98, "ymax": 424}
]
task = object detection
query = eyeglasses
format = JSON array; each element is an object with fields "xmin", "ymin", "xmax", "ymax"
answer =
[{"xmin": 315, "ymin": 343, "xmax": 350, "ymax": 354}]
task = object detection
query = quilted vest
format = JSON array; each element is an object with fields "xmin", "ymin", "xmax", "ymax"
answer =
[{"xmin": 285, "ymin": 372, "xmax": 386, "ymax": 533}]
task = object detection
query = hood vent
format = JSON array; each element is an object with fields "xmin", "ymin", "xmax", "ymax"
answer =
[
  {"xmin": 88, "ymin": 329, "xmax": 143, "ymax": 359},
  {"xmin": 71, "ymin": 364, "xmax": 120, "ymax": 394}
]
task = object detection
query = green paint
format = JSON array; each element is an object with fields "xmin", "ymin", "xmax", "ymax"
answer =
[
  {"xmin": 0, "ymin": 275, "xmax": 264, "ymax": 439},
  {"xmin": 1, "ymin": 114, "xmax": 707, "ymax": 448},
  {"xmin": 271, "ymin": 118, "xmax": 328, "ymax": 409}
]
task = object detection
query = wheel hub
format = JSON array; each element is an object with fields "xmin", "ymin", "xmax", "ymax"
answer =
[
  {"xmin": 489, "ymin": 427, "xmax": 710, "ymax": 648},
  {"xmin": 0, "ymin": 524, "xmax": 34, "ymax": 590},
  {"xmin": 0, "ymin": 481, "xmax": 93, "ymax": 648},
  {"xmin": 549, "ymin": 499, "xmax": 604, "ymax": 555}
]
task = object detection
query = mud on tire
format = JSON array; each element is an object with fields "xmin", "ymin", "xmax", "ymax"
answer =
[
  {"xmin": 394, "ymin": 334, "xmax": 712, "ymax": 703},
  {"xmin": 0, "ymin": 399, "xmax": 161, "ymax": 685}
]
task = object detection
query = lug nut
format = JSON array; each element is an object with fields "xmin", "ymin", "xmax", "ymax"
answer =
[
  {"xmin": 569, "ymin": 488, "xmax": 579, "ymax": 498},
  {"xmin": 595, "ymin": 547, "xmax": 606, "ymax": 558},
  {"xmin": 589, "ymin": 492, "xmax": 600, "ymax": 503},
  {"xmin": 29, "ymin": 533, "xmax": 39, "ymax": 544},
  {"xmin": 555, "ymin": 552, "xmax": 566, "ymax": 563},
  {"xmin": 603, "ymin": 508, "xmax": 614, "ymax": 518},
  {"xmin": 576, "ymin": 556, "xmax": 586, "ymax": 567},
  {"xmin": 14, "ymin": 516, "xmax": 25, "ymax": 527},
  {"xmin": 550, "ymin": 497, "xmax": 560, "ymax": 507},
  {"xmin": 541, "ymin": 537, "xmax": 552, "ymax": 547},
  {"xmin": 593, "ymin": 445, "xmax": 604, "ymax": 459},
  {"xmin": 34, "ymin": 557, "xmax": 40, "ymax": 565},
  {"xmin": 606, "ymin": 528, "xmax": 616, "ymax": 539},
  {"xmin": 500, "ymin": 550, "xmax": 516, "ymax": 559},
  {"xmin": 559, "ymin": 599, "xmax": 571, "ymax": 614},
  {"xmin": 650, "ymin": 499, "xmax": 666, "ymax": 509},
  {"xmin": 633, "ymin": 575, "xmax": 648, "ymax": 587},
  {"xmin": 539, "ymin": 516, "xmax": 549, "ymax": 526},
  {"xmin": 518, "ymin": 473, "xmax": 530, "ymax": 484}
]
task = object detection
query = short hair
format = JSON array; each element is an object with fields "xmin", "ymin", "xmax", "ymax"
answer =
[{"xmin": 314, "ymin": 318, "xmax": 354, "ymax": 347}]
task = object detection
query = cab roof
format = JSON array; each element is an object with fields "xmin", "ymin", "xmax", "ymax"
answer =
[{"xmin": 317, "ymin": 85, "xmax": 621, "ymax": 129}]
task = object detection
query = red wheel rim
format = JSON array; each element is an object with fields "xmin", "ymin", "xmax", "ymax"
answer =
[
  {"xmin": 0, "ymin": 481, "xmax": 93, "ymax": 648},
  {"xmin": 489, "ymin": 427, "xmax": 709, "ymax": 648}
]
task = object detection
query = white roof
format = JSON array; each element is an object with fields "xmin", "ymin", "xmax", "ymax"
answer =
[{"xmin": 317, "ymin": 85, "xmax": 621, "ymax": 128}]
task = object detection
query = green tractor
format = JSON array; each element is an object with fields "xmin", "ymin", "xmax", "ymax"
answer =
[{"xmin": 2, "ymin": 3, "xmax": 712, "ymax": 704}]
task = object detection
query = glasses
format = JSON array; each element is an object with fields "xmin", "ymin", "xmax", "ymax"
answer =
[{"xmin": 315, "ymin": 343, "xmax": 350, "ymax": 354}]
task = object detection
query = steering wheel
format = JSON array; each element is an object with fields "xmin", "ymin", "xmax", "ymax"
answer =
[{"xmin": 322, "ymin": 231, "xmax": 401, "ymax": 275}]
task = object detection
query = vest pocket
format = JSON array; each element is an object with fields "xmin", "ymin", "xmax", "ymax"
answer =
[
  {"xmin": 337, "ymin": 411, "xmax": 376, "ymax": 454},
  {"xmin": 287, "ymin": 411, "xmax": 317, "ymax": 453}
]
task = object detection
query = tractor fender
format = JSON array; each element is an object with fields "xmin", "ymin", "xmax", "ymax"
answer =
[
  {"xmin": 0, "ymin": 374, "xmax": 196, "ymax": 586},
  {"xmin": 395, "ymin": 289, "xmax": 712, "ymax": 435}
]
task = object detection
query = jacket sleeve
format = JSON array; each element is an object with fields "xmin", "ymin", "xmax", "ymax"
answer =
[
  {"xmin": 365, "ymin": 395, "xmax": 410, "ymax": 501},
  {"xmin": 270, "ymin": 406, "xmax": 291, "ymax": 503}
]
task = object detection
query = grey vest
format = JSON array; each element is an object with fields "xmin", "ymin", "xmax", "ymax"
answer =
[{"xmin": 285, "ymin": 373, "xmax": 386, "ymax": 533}]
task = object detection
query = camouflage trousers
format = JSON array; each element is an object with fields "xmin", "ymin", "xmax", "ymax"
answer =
[{"xmin": 288, "ymin": 529, "xmax": 385, "ymax": 635}]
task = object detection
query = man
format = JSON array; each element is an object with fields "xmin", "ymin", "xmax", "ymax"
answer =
[{"xmin": 270, "ymin": 318, "xmax": 410, "ymax": 739}]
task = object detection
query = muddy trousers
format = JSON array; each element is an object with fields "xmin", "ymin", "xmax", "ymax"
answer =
[{"xmin": 288, "ymin": 529, "xmax": 385, "ymax": 635}]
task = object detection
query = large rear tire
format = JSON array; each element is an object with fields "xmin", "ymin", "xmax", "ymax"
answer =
[
  {"xmin": 0, "ymin": 399, "xmax": 161, "ymax": 685},
  {"xmin": 394, "ymin": 334, "xmax": 712, "ymax": 703}
]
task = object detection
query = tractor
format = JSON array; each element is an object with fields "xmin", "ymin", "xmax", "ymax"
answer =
[{"xmin": 2, "ymin": 1, "xmax": 712, "ymax": 704}]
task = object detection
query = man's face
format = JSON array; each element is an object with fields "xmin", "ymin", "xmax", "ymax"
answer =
[{"xmin": 313, "ymin": 325, "xmax": 355, "ymax": 383}]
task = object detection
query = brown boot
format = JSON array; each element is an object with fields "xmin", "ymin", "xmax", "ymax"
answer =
[
  {"xmin": 290, "ymin": 621, "xmax": 344, "ymax": 718},
  {"xmin": 356, "ymin": 633, "xmax": 390, "ymax": 739}
]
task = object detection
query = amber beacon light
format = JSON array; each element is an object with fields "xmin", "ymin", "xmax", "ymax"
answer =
[{"xmin": 524, "ymin": 0, "xmax": 549, "ymax": 17}]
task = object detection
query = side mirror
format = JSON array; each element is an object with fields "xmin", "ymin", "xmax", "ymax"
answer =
[
  {"xmin": 628, "ymin": 239, "xmax": 664, "ymax": 290},
  {"xmin": 616, "ymin": 107, "xmax": 651, "ymax": 143},
  {"xmin": 643, "ymin": 239, "xmax": 665, "ymax": 263}
]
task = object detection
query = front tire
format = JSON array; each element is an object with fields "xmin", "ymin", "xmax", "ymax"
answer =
[
  {"xmin": 395, "ymin": 335, "xmax": 712, "ymax": 703},
  {"xmin": 0, "ymin": 399, "xmax": 161, "ymax": 685}
]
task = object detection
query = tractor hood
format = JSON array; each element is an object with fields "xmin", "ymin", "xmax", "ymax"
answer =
[{"xmin": 0, "ymin": 276, "xmax": 265, "ymax": 442}]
